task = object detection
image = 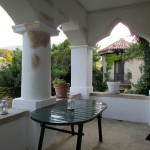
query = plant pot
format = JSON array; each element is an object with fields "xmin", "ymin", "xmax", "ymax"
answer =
[
  {"xmin": 107, "ymin": 81, "xmax": 120, "ymax": 93},
  {"xmin": 53, "ymin": 83, "xmax": 70, "ymax": 98}
]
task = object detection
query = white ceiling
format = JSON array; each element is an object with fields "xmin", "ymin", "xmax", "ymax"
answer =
[{"xmin": 77, "ymin": 0, "xmax": 150, "ymax": 12}]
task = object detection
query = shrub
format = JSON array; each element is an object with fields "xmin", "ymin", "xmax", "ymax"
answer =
[{"xmin": 0, "ymin": 49, "xmax": 22, "ymax": 98}]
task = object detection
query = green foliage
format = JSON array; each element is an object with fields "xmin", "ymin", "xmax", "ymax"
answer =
[
  {"xmin": 104, "ymin": 72, "xmax": 112, "ymax": 81},
  {"xmin": 104, "ymin": 42, "xmax": 143, "ymax": 83},
  {"xmin": 133, "ymin": 37, "xmax": 150, "ymax": 95},
  {"xmin": 93, "ymin": 46, "xmax": 107, "ymax": 92},
  {"xmin": 52, "ymin": 78, "xmax": 67, "ymax": 84},
  {"xmin": 127, "ymin": 69, "xmax": 132, "ymax": 80},
  {"xmin": 105, "ymin": 54, "xmax": 120, "ymax": 71},
  {"xmin": 119, "ymin": 43, "xmax": 142, "ymax": 61},
  {"xmin": 105, "ymin": 53, "xmax": 120, "ymax": 81},
  {"xmin": 93, "ymin": 67, "xmax": 107, "ymax": 92},
  {"xmin": 0, "ymin": 49, "xmax": 22, "ymax": 98},
  {"xmin": 51, "ymin": 40, "xmax": 71, "ymax": 82},
  {"xmin": 93, "ymin": 45, "xmax": 100, "ymax": 62},
  {"xmin": 125, "ymin": 37, "xmax": 150, "ymax": 95},
  {"xmin": 0, "ymin": 49, "xmax": 13, "ymax": 63}
]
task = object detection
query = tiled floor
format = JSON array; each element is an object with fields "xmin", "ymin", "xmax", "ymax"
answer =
[{"xmin": 46, "ymin": 119, "xmax": 150, "ymax": 150}]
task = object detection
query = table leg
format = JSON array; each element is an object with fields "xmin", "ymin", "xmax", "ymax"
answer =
[
  {"xmin": 97, "ymin": 114, "xmax": 103, "ymax": 142},
  {"xmin": 38, "ymin": 123, "xmax": 46, "ymax": 150},
  {"xmin": 76, "ymin": 124, "xmax": 83, "ymax": 150},
  {"xmin": 71, "ymin": 125, "xmax": 75, "ymax": 135}
]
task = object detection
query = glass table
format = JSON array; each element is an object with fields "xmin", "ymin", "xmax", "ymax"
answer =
[{"xmin": 30, "ymin": 99, "xmax": 107, "ymax": 150}]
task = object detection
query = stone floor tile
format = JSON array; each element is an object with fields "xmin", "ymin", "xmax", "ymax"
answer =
[{"xmin": 46, "ymin": 119, "xmax": 150, "ymax": 150}]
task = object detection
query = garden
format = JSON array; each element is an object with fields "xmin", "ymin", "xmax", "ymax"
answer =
[{"xmin": 0, "ymin": 37, "xmax": 150, "ymax": 107}]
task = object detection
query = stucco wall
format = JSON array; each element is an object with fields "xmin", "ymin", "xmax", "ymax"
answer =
[
  {"xmin": 124, "ymin": 59, "xmax": 142, "ymax": 85},
  {"xmin": 102, "ymin": 56, "xmax": 142, "ymax": 84},
  {"xmin": 90, "ymin": 92, "xmax": 150, "ymax": 125},
  {"xmin": 88, "ymin": 5, "xmax": 150, "ymax": 46},
  {"xmin": 0, "ymin": 117, "xmax": 27, "ymax": 150}
]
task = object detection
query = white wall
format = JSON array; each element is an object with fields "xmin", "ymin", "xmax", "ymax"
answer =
[
  {"xmin": 0, "ymin": 117, "xmax": 27, "ymax": 150},
  {"xmin": 102, "ymin": 57, "xmax": 142, "ymax": 85},
  {"xmin": 88, "ymin": 5, "xmax": 150, "ymax": 46},
  {"xmin": 124, "ymin": 59, "xmax": 142, "ymax": 85},
  {"xmin": 90, "ymin": 95, "xmax": 150, "ymax": 124}
]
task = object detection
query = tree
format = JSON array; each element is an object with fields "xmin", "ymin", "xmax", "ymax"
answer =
[
  {"xmin": 0, "ymin": 49, "xmax": 13, "ymax": 63},
  {"xmin": 92, "ymin": 45, "xmax": 107, "ymax": 92},
  {"xmin": 51, "ymin": 40, "xmax": 71, "ymax": 83},
  {"xmin": 0, "ymin": 49, "xmax": 22, "ymax": 97},
  {"xmin": 134, "ymin": 37, "xmax": 150, "ymax": 95}
]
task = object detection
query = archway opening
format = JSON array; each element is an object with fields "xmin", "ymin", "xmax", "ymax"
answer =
[{"xmin": 93, "ymin": 22, "xmax": 141, "ymax": 93}]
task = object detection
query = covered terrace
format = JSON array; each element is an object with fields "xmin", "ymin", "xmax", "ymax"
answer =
[{"xmin": 0, "ymin": 0, "xmax": 150, "ymax": 150}]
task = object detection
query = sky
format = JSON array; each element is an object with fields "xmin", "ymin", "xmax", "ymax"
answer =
[{"xmin": 0, "ymin": 6, "xmax": 132, "ymax": 50}]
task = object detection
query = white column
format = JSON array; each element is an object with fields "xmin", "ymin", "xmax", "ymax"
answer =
[
  {"xmin": 12, "ymin": 21, "xmax": 59, "ymax": 109},
  {"xmin": 11, "ymin": 21, "xmax": 59, "ymax": 150},
  {"xmin": 21, "ymin": 31, "xmax": 51, "ymax": 100},
  {"xmin": 70, "ymin": 45, "xmax": 93, "ymax": 99}
]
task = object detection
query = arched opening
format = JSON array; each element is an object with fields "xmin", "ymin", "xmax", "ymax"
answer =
[
  {"xmin": 98, "ymin": 22, "xmax": 132, "ymax": 49},
  {"xmin": 93, "ymin": 22, "xmax": 142, "ymax": 93}
]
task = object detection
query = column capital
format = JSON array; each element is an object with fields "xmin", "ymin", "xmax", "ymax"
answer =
[
  {"xmin": 69, "ymin": 45, "xmax": 93, "ymax": 50},
  {"xmin": 12, "ymin": 20, "xmax": 59, "ymax": 36}
]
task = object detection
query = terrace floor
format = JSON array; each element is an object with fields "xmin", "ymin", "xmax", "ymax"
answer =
[{"xmin": 46, "ymin": 118, "xmax": 150, "ymax": 150}]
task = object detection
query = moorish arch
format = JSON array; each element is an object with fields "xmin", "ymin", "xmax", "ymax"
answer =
[
  {"xmin": 88, "ymin": 4, "xmax": 150, "ymax": 46},
  {"xmin": 1, "ymin": 1, "xmax": 150, "ymax": 150}
]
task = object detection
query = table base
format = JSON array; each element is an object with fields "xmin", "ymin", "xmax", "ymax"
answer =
[{"xmin": 38, "ymin": 114, "xmax": 103, "ymax": 150}]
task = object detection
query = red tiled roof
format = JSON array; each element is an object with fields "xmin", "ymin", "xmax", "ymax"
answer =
[{"xmin": 99, "ymin": 38, "xmax": 131, "ymax": 55}]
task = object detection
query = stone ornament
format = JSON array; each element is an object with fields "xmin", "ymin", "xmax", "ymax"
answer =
[{"xmin": 0, "ymin": 100, "xmax": 8, "ymax": 115}]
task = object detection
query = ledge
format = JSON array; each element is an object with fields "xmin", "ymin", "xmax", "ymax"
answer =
[
  {"xmin": 52, "ymin": 93, "xmax": 81, "ymax": 101},
  {"xmin": 90, "ymin": 92, "xmax": 150, "ymax": 100},
  {"xmin": 0, "ymin": 109, "xmax": 29, "ymax": 126}
]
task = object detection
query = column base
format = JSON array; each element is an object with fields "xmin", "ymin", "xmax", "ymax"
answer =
[
  {"xmin": 12, "ymin": 98, "xmax": 56, "ymax": 150},
  {"xmin": 70, "ymin": 87, "xmax": 93, "ymax": 99}
]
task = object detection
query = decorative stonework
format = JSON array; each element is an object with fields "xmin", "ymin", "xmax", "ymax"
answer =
[
  {"xmin": 32, "ymin": 54, "xmax": 40, "ymax": 68},
  {"xmin": 28, "ymin": 31, "xmax": 50, "ymax": 48}
]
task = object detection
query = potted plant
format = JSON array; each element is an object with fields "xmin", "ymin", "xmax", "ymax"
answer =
[
  {"xmin": 107, "ymin": 79, "xmax": 120, "ymax": 94},
  {"xmin": 52, "ymin": 78, "xmax": 70, "ymax": 98}
]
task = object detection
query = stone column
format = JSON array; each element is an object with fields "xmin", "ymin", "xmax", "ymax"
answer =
[
  {"xmin": 70, "ymin": 45, "xmax": 93, "ymax": 99},
  {"xmin": 21, "ymin": 31, "xmax": 51, "ymax": 100},
  {"xmin": 11, "ymin": 21, "xmax": 59, "ymax": 150},
  {"xmin": 12, "ymin": 21, "xmax": 58, "ymax": 110}
]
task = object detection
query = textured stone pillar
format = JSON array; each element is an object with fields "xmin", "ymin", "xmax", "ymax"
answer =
[
  {"xmin": 11, "ymin": 21, "xmax": 59, "ymax": 109},
  {"xmin": 70, "ymin": 45, "xmax": 93, "ymax": 99},
  {"xmin": 11, "ymin": 21, "xmax": 59, "ymax": 150},
  {"xmin": 21, "ymin": 31, "xmax": 51, "ymax": 100}
]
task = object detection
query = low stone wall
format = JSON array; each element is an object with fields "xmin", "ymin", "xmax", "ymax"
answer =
[
  {"xmin": 0, "ymin": 109, "xmax": 29, "ymax": 150},
  {"xmin": 90, "ymin": 92, "xmax": 150, "ymax": 125}
]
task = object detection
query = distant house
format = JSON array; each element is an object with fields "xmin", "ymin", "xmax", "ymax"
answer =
[{"xmin": 99, "ymin": 38, "xmax": 142, "ymax": 86}]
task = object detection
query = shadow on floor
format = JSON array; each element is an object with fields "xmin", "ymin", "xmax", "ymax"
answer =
[{"xmin": 46, "ymin": 119, "xmax": 150, "ymax": 150}]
